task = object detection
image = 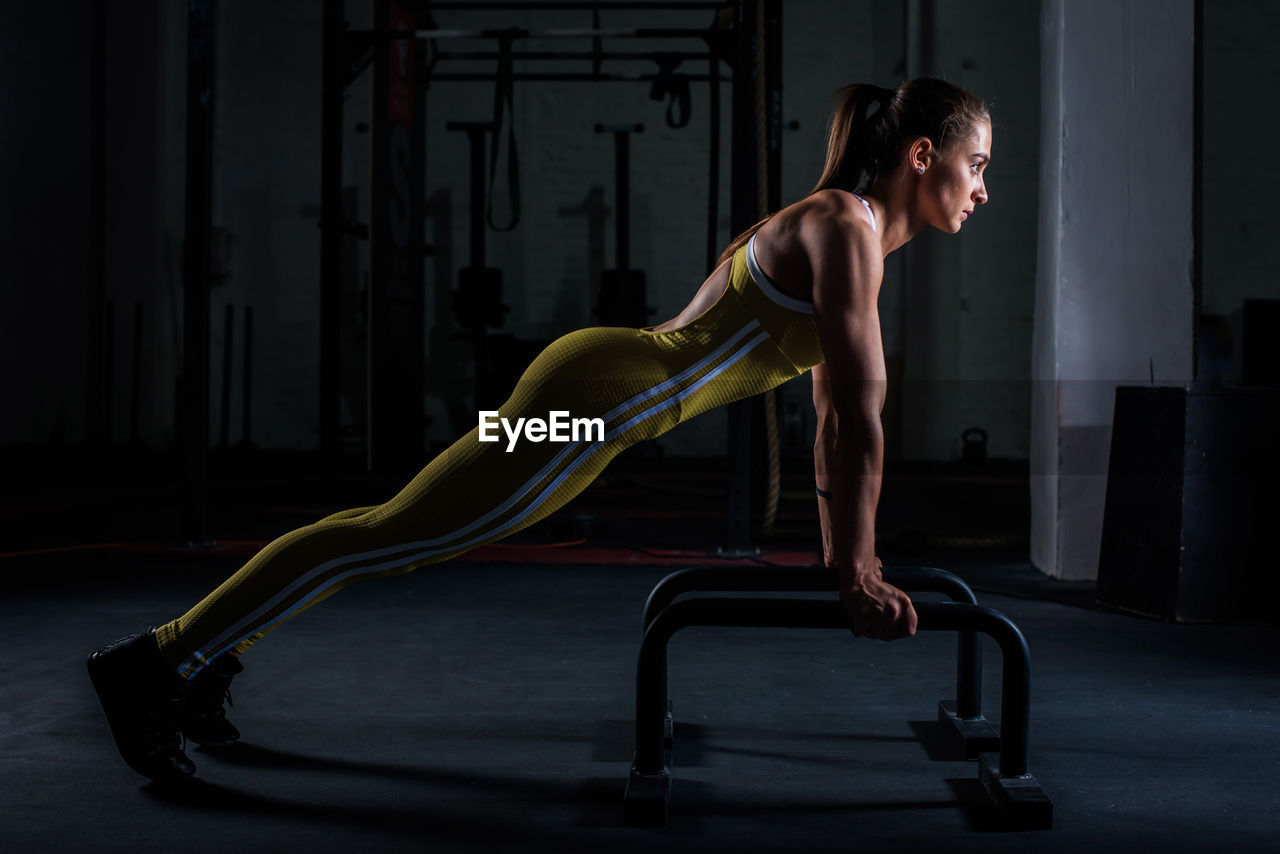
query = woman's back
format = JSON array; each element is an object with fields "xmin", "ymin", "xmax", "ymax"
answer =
[{"xmin": 649, "ymin": 188, "xmax": 876, "ymax": 335}]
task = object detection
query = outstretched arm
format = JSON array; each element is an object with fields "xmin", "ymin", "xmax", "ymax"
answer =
[{"xmin": 809, "ymin": 218, "xmax": 917, "ymax": 641}]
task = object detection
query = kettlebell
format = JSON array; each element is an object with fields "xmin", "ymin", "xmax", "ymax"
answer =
[{"xmin": 961, "ymin": 427, "xmax": 988, "ymax": 464}]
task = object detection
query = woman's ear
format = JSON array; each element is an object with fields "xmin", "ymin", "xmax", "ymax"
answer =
[{"xmin": 909, "ymin": 137, "xmax": 935, "ymax": 173}]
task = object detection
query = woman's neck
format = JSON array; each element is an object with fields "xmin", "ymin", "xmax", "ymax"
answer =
[{"xmin": 861, "ymin": 174, "xmax": 927, "ymax": 256}]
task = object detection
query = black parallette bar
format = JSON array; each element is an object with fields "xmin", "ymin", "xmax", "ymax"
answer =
[
  {"xmin": 640, "ymin": 566, "xmax": 983, "ymax": 722},
  {"xmin": 640, "ymin": 565, "xmax": 978, "ymax": 629},
  {"xmin": 633, "ymin": 598, "xmax": 1031, "ymax": 779}
]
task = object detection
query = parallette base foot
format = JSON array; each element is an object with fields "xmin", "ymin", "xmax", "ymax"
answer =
[
  {"xmin": 623, "ymin": 764, "xmax": 671, "ymax": 827},
  {"xmin": 938, "ymin": 700, "xmax": 1000, "ymax": 758},
  {"xmin": 978, "ymin": 752, "xmax": 1053, "ymax": 830}
]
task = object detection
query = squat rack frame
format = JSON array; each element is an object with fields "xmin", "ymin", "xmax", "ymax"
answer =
[{"xmin": 319, "ymin": 0, "xmax": 782, "ymax": 550}]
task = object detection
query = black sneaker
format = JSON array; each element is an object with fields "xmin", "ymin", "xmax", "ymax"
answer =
[
  {"xmin": 182, "ymin": 654, "xmax": 243, "ymax": 747},
  {"xmin": 86, "ymin": 630, "xmax": 196, "ymax": 782}
]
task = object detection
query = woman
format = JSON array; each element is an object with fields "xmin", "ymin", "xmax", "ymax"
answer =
[{"xmin": 88, "ymin": 77, "xmax": 991, "ymax": 782}]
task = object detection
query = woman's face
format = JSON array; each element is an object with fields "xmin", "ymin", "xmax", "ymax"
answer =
[{"xmin": 920, "ymin": 120, "xmax": 992, "ymax": 233}]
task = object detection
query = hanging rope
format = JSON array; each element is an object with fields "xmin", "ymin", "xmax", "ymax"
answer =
[
  {"xmin": 648, "ymin": 53, "xmax": 691, "ymax": 128},
  {"xmin": 752, "ymin": 1, "xmax": 781, "ymax": 535},
  {"xmin": 705, "ymin": 35, "xmax": 720, "ymax": 277},
  {"xmin": 486, "ymin": 30, "xmax": 521, "ymax": 232}
]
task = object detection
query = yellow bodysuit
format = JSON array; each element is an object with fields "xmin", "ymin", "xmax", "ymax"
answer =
[{"xmin": 157, "ymin": 234, "xmax": 826, "ymax": 679}]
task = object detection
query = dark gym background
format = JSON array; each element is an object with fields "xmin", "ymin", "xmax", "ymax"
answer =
[{"xmin": 1, "ymin": 1, "xmax": 1277, "ymax": 852}]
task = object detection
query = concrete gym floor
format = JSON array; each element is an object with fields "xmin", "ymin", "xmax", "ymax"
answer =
[
  {"xmin": 1, "ymin": 462, "xmax": 1277, "ymax": 853},
  {"xmin": 2, "ymin": 551, "xmax": 1278, "ymax": 853}
]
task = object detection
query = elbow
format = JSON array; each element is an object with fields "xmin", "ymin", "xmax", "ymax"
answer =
[{"xmin": 814, "ymin": 411, "xmax": 884, "ymax": 457}]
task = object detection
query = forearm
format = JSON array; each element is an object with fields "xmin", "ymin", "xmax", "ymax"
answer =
[{"xmin": 814, "ymin": 416, "xmax": 884, "ymax": 592}]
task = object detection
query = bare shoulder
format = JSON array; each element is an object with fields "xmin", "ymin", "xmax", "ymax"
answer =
[
  {"xmin": 789, "ymin": 191, "xmax": 882, "ymax": 302},
  {"xmin": 755, "ymin": 190, "xmax": 879, "ymax": 301}
]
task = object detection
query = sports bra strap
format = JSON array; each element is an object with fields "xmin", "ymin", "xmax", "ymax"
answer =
[{"xmin": 850, "ymin": 193, "xmax": 877, "ymax": 233}]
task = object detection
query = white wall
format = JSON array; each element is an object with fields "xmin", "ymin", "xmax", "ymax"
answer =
[{"xmin": 1032, "ymin": 0, "xmax": 1195, "ymax": 580}]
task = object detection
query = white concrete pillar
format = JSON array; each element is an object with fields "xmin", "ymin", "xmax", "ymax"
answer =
[{"xmin": 1031, "ymin": 0, "xmax": 1196, "ymax": 580}]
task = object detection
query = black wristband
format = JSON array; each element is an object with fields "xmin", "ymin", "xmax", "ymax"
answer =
[{"xmin": 815, "ymin": 486, "xmax": 832, "ymax": 500}]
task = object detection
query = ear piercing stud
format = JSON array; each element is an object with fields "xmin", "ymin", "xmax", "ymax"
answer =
[{"xmin": 916, "ymin": 166, "xmax": 925, "ymax": 174}]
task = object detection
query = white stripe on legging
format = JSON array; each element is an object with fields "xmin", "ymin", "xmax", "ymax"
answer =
[{"xmin": 181, "ymin": 324, "xmax": 769, "ymax": 675}]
